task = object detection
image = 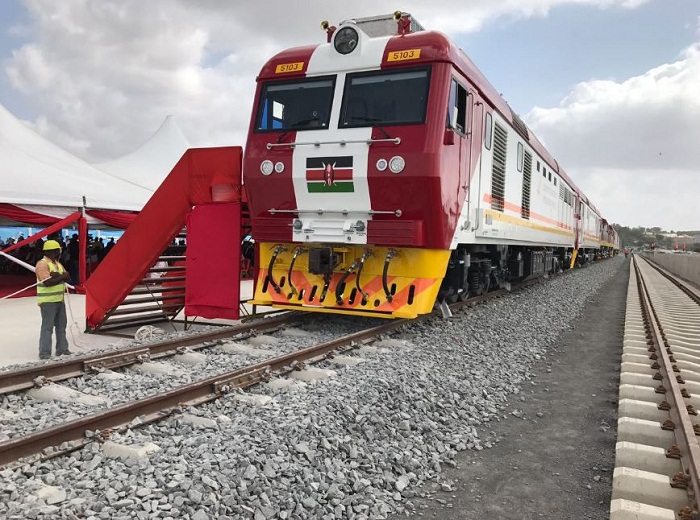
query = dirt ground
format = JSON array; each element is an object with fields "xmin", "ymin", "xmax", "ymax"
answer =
[{"xmin": 393, "ymin": 259, "xmax": 629, "ymax": 520}]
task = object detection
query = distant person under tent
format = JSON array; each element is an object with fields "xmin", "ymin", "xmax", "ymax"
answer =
[
  {"xmin": 35, "ymin": 240, "xmax": 71, "ymax": 359},
  {"xmin": 67, "ymin": 234, "xmax": 79, "ymax": 284},
  {"xmin": 104, "ymin": 237, "xmax": 115, "ymax": 256}
]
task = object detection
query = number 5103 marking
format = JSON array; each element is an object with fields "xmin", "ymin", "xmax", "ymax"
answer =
[
  {"xmin": 387, "ymin": 49, "xmax": 421, "ymax": 62},
  {"xmin": 275, "ymin": 62, "xmax": 304, "ymax": 74}
]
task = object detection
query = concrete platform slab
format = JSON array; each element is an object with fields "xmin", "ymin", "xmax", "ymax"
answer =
[{"xmin": 0, "ymin": 294, "xmax": 128, "ymax": 367}]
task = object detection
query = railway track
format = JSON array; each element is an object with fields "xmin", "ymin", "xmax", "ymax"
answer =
[
  {"xmin": 0, "ymin": 311, "xmax": 300, "ymax": 395},
  {"xmin": 0, "ymin": 270, "xmax": 567, "ymax": 468},
  {"xmin": 612, "ymin": 255, "xmax": 700, "ymax": 519}
]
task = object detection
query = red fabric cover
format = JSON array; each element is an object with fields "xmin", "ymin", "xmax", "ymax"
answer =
[
  {"xmin": 0, "ymin": 273, "xmax": 37, "ymax": 298},
  {"xmin": 84, "ymin": 147, "xmax": 242, "ymax": 329},
  {"xmin": 0, "ymin": 203, "xmax": 64, "ymax": 225},
  {"xmin": 86, "ymin": 209, "xmax": 138, "ymax": 229},
  {"xmin": 185, "ymin": 203, "xmax": 240, "ymax": 320},
  {"xmin": 1, "ymin": 211, "xmax": 81, "ymax": 254}
]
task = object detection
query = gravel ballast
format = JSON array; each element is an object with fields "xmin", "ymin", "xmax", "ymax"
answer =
[
  {"xmin": 0, "ymin": 318, "xmax": 376, "ymax": 441},
  {"xmin": 0, "ymin": 258, "xmax": 624, "ymax": 519}
]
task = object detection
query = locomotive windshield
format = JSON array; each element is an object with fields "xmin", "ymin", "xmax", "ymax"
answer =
[
  {"xmin": 340, "ymin": 69, "xmax": 429, "ymax": 127},
  {"xmin": 256, "ymin": 77, "xmax": 335, "ymax": 131}
]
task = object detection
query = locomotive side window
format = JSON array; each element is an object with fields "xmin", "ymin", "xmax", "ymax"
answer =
[
  {"xmin": 340, "ymin": 68, "xmax": 429, "ymax": 127},
  {"xmin": 256, "ymin": 77, "xmax": 335, "ymax": 131},
  {"xmin": 447, "ymin": 79, "xmax": 468, "ymax": 133},
  {"xmin": 537, "ymin": 160, "xmax": 540, "ymax": 172},
  {"xmin": 517, "ymin": 142, "xmax": 524, "ymax": 172},
  {"xmin": 484, "ymin": 112, "xmax": 493, "ymax": 150}
]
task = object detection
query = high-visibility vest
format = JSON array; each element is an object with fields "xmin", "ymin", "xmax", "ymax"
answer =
[{"xmin": 37, "ymin": 259, "xmax": 66, "ymax": 304}]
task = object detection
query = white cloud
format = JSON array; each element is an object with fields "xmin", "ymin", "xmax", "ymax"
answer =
[
  {"xmin": 4, "ymin": 0, "xmax": 648, "ymax": 161},
  {"xmin": 526, "ymin": 43, "xmax": 700, "ymax": 229}
]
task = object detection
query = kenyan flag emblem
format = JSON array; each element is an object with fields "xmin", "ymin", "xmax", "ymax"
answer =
[{"xmin": 306, "ymin": 156, "xmax": 354, "ymax": 193}]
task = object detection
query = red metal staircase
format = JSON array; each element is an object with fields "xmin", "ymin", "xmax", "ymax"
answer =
[{"xmin": 85, "ymin": 147, "xmax": 243, "ymax": 332}]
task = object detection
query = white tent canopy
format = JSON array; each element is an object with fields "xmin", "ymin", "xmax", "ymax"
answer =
[
  {"xmin": 95, "ymin": 115, "xmax": 190, "ymax": 191},
  {"xmin": 0, "ymin": 103, "xmax": 152, "ymax": 213}
]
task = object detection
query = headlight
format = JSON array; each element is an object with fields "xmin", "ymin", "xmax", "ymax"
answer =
[
  {"xmin": 274, "ymin": 161, "xmax": 285, "ymax": 173},
  {"xmin": 260, "ymin": 160, "xmax": 274, "ymax": 176},
  {"xmin": 389, "ymin": 156, "xmax": 405, "ymax": 174},
  {"xmin": 334, "ymin": 27, "xmax": 359, "ymax": 55},
  {"xmin": 376, "ymin": 158, "xmax": 388, "ymax": 172}
]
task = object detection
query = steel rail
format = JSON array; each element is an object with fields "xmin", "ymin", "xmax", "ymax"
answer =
[
  {"xmin": 633, "ymin": 256, "xmax": 700, "ymax": 512},
  {"xmin": 0, "ymin": 268, "xmax": 572, "ymax": 467},
  {"xmin": 0, "ymin": 312, "xmax": 300, "ymax": 395}
]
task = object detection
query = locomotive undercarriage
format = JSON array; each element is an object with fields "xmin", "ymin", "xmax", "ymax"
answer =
[
  {"xmin": 253, "ymin": 241, "xmax": 610, "ymax": 318},
  {"xmin": 438, "ymin": 244, "xmax": 569, "ymax": 303}
]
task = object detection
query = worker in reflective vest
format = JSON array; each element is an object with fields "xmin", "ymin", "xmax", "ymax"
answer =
[{"xmin": 36, "ymin": 240, "xmax": 71, "ymax": 359}]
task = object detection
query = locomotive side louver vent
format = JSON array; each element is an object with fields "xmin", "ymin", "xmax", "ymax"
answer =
[
  {"xmin": 521, "ymin": 151, "xmax": 532, "ymax": 220},
  {"xmin": 491, "ymin": 122, "xmax": 508, "ymax": 212},
  {"xmin": 511, "ymin": 113, "xmax": 530, "ymax": 141}
]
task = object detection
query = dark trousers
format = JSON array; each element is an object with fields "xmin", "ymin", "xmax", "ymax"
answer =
[{"xmin": 39, "ymin": 301, "xmax": 69, "ymax": 357}]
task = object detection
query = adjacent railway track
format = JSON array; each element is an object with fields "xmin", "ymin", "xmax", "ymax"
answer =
[
  {"xmin": 0, "ymin": 269, "xmax": 568, "ymax": 468},
  {"xmin": 0, "ymin": 311, "xmax": 300, "ymax": 395},
  {"xmin": 611, "ymin": 255, "xmax": 700, "ymax": 519}
]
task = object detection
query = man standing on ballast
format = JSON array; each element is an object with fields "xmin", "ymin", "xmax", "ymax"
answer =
[{"xmin": 36, "ymin": 240, "xmax": 71, "ymax": 359}]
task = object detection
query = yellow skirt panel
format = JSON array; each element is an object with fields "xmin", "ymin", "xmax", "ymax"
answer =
[{"xmin": 250, "ymin": 243, "xmax": 451, "ymax": 319}]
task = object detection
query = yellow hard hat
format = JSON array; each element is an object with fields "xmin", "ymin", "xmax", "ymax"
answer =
[{"xmin": 43, "ymin": 240, "xmax": 61, "ymax": 251}]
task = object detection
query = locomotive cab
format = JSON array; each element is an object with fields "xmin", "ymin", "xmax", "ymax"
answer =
[{"xmin": 243, "ymin": 15, "xmax": 464, "ymax": 318}]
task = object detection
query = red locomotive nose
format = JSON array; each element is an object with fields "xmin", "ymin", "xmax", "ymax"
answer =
[{"xmin": 324, "ymin": 162, "xmax": 335, "ymax": 186}]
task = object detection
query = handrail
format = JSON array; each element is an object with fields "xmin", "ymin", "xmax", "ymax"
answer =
[
  {"xmin": 266, "ymin": 137, "xmax": 401, "ymax": 149},
  {"xmin": 268, "ymin": 208, "xmax": 402, "ymax": 217}
]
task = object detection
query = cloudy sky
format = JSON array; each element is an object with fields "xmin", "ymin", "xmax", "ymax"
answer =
[{"xmin": 0, "ymin": 0, "xmax": 698, "ymax": 230}]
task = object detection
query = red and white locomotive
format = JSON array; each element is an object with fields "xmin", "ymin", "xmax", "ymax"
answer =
[{"xmin": 243, "ymin": 12, "xmax": 619, "ymax": 319}]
